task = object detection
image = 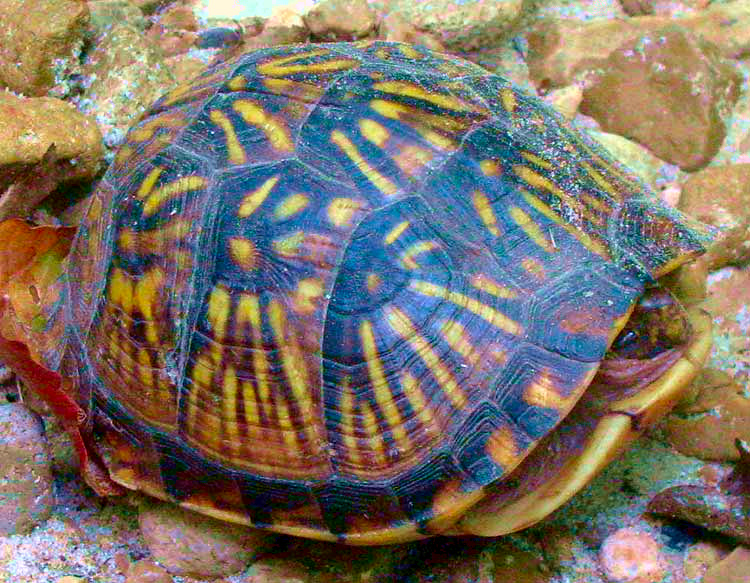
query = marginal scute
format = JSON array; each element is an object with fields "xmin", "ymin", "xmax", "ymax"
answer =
[{"xmin": 58, "ymin": 40, "xmax": 712, "ymax": 543}]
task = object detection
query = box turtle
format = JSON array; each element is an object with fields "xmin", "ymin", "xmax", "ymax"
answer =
[{"xmin": 0, "ymin": 41, "xmax": 714, "ymax": 545}]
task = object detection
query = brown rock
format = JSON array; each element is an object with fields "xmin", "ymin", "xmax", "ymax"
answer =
[
  {"xmin": 702, "ymin": 267, "xmax": 750, "ymax": 381},
  {"xmin": 82, "ymin": 23, "xmax": 176, "ymax": 149},
  {"xmin": 125, "ymin": 558, "xmax": 174, "ymax": 583},
  {"xmin": 492, "ymin": 539, "xmax": 551, "ymax": 583},
  {"xmin": 238, "ymin": 558, "xmax": 309, "ymax": 582},
  {"xmin": 679, "ymin": 164, "xmax": 750, "ymax": 269},
  {"xmin": 304, "ymin": 0, "xmax": 377, "ymax": 40},
  {"xmin": 381, "ymin": 0, "xmax": 524, "ymax": 52},
  {"xmin": 682, "ymin": 541, "xmax": 728, "ymax": 581},
  {"xmin": 0, "ymin": 404, "xmax": 54, "ymax": 535},
  {"xmin": 390, "ymin": 538, "xmax": 485, "ymax": 582},
  {"xmin": 284, "ymin": 537, "xmax": 410, "ymax": 582},
  {"xmin": 147, "ymin": 4, "xmax": 200, "ymax": 57},
  {"xmin": 138, "ymin": 500, "xmax": 276, "ymax": 578},
  {"xmin": 0, "ymin": 0, "xmax": 89, "ymax": 96},
  {"xmin": 0, "ymin": 92, "xmax": 103, "ymax": 220},
  {"xmin": 647, "ymin": 485, "xmax": 750, "ymax": 545},
  {"xmin": 663, "ymin": 369, "xmax": 750, "ymax": 461},
  {"xmin": 702, "ymin": 546, "xmax": 750, "ymax": 583},
  {"xmin": 599, "ymin": 528, "xmax": 665, "ymax": 583},
  {"xmin": 580, "ymin": 27, "xmax": 741, "ymax": 171},
  {"xmin": 527, "ymin": 1, "xmax": 750, "ymax": 90},
  {"xmin": 244, "ymin": 5, "xmax": 310, "ymax": 48},
  {"xmin": 378, "ymin": 11, "xmax": 444, "ymax": 50}
]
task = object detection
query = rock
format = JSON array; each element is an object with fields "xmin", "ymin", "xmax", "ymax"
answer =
[
  {"xmin": 304, "ymin": 0, "xmax": 377, "ymax": 40},
  {"xmin": 81, "ymin": 22, "xmax": 176, "ymax": 152},
  {"xmin": 678, "ymin": 164, "xmax": 750, "ymax": 269},
  {"xmin": 138, "ymin": 500, "xmax": 276, "ymax": 578},
  {"xmin": 0, "ymin": 92, "xmax": 103, "ymax": 221},
  {"xmin": 527, "ymin": 2, "xmax": 750, "ymax": 89},
  {"xmin": 682, "ymin": 540, "xmax": 729, "ymax": 581},
  {"xmin": 663, "ymin": 368, "xmax": 750, "ymax": 461},
  {"xmin": 0, "ymin": 404, "xmax": 54, "ymax": 535},
  {"xmin": 378, "ymin": 0, "xmax": 525, "ymax": 52},
  {"xmin": 647, "ymin": 485, "xmax": 750, "ymax": 545},
  {"xmin": 238, "ymin": 558, "xmax": 309, "ymax": 583},
  {"xmin": 703, "ymin": 268, "xmax": 750, "ymax": 381},
  {"xmin": 0, "ymin": 0, "xmax": 89, "ymax": 96},
  {"xmin": 599, "ymin": 528, "xmax": 665, "ymax": 583},
  {"xmin": 702, "ymin": 545, "xmax": 750, "ymax": 583},
  {"xmin": 124, "ymin": 558, "xmax": 174, "ymax": 583},
  {"xmin": 580, "ymin": 27, "xmax": 741, "ymax": 171}
]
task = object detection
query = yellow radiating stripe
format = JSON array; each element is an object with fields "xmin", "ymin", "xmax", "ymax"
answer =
[
  {"xmin": 118, "ymin": 218, "xmax": 192, "ymax": 255},
  {"xmin": 472, "ymin": 190, "xmax": 500, "ymax": 237},
  {"xmin": 134, "ymin": 268, "xmax": 166, "ymax": 344},
  {"xmin": 411, "ymin": 280, "xmax": 521, "ymax": 336},
  {"xmin": 236, "ymin": 293, "xmax": 273, "ymax": 421},
  {"xmin": 276, "ymin": 398, "xmax": 300, "ymax": 452},
  {"xmin": 227, "ymin": 75, "xmax": 246, "ymax": 91},
  {"xmin": 331, "ymin": 130, "xmax": 398, "ymax": 196},
  {"xmin": 241, "ymin": 379, "xmax": 260, "ymax": 426},
  {"xmin": 292, "ymin": 277, "xmax": 324, "ymax": 315},
  {"xmin": 327, "ymin": 197, "xmax": 362, "ymax": 227},
  {"xmin": 439, "ymin": 320, "xmax": 479, "ymax": 366},
  {"xmin": 210, "ymin": 109, "xmax": 246, "ymax": 165},
  {"xmin": 523, "ymin": 370, "xmax": 569, "ymax": 413},
  {"xmin": 273, "ymin": 230, "xmax": 304, "ymax": 258},
  {"xmin": 366, "ymin": 272, "xmax": 381, "ymax": 293},
  {"xmin": 257, "ymin": 49, "xmax": 359, "ymax": 77},
  {"xmin": 360, "ymin": 401, "xmax": 388, "ymax": 466},
  {"xmin": 233, "ymin": 100, "xmax": 294, "ymax": 153},
  {"xmin": 136, "ymin": 167, "xmax": 164, "ymax": 198},
  {"xmin": 486, "ymin": 425, "xmax": 520, "ymax": 468},
  {"xmin": 580, "ymin": 160, "xmax": 623, "ymax": 204},
  {"xmin": 207, "ymin": 285, "xmax": 231, "ymax": 342},
  {"xmin": 470, "ymin": 274, "xmax": 517, "ymax": 299},
  {"xmin": 222, "ymin": 364, "xmax": 240, "ymax": 459},
  {"xmin": 360, "ymin": 118, "xmax": 390, "ymax": 147},
  {"xmin": 384, "ymin": 220, "xmax": 409, "ymax": 245},
  {"xmin": 373, "ymin": 81, "xmax": 477, "ymax": 112},
  {"xmin": 385, "ymin": 307, "xmax": 467, "ymax": 410},
  {"xmin": 500, "ymin": 87, "xmax": 517, "ymax": 114},
  {"xmin": 262, "ymin": 78, "xmax": 326, "ymax": 103},
  {"xmin": 142, "ymin": 176, "xmax": 207, "ymax": 217},
  {"xmin": 509, "ymin": 206, "xmax": 556, "ymax": 253},
  {"xmin": 129, "ymin": 115, "xmax": 183, "ymax": 143},
  {"xmin": 239, "ymin": 175, "xmax": 279, "ymax": 217},
  {"xmin": 268, "ymin": 298, "xmax": 313, "ymax": 424},
  {"xmin": 521, "ymin": 191, "xmax": 610, "ymax": 258},
  {"xmin": 359, "ymin": 320, "xmax": 409, "ymax": 447},
  {"xmin": 275, "ymin": 193, "xmax": 309, "ymax": 219},
  {"xmin": 370, "ymin": 100, "xmax": 458, "ymax": 152},
  {"xmin": 513, "ymin": 165, "xmax": 584, "ymax": 218},
  {"xmin": 228, "ymin": 237, "xmax": 257, "ymax": 271},
  {"xmin": 400, "ymin": 240, "xmax": 439, "ymax": 270},
  {"xmin": 521, "ymin": 151, "xmax": 554, "ymax": 171},
  {"xmin": 339, "ymin": 377, "xmax": 360, "ymax": 466},
  {"xmin": 397, "ymin": 44, "xmax": 422, "ymax": 59},
  {"xmin": 401, "ymin": 371, "xmax": 437, "ymax": 436},
  {"xmin": 187, "ymin": 353, "xmax": 213, "ymax": 438},
  {"xmin": 393, "ymin": 144, "xmax": 433, "ymax": 177},
  {"xmin": 480, "ymin": 159, "xmax": 501, "ymax": 176},
  {"xmin": 137, "ymin": 348, "xmax": 153, "ymax": 390},
  {"xmin": 522, "ymin": 257, "xmax": 545, "ymax": 279},
  {"xmin": 108, "ymin": 268, "xmax": 134, "ymax": 315}
]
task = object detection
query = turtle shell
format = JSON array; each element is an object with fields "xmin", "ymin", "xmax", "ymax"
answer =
[{"xmin": 61, "ymin": 41, "xmax": 710, "ymax": 544}]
